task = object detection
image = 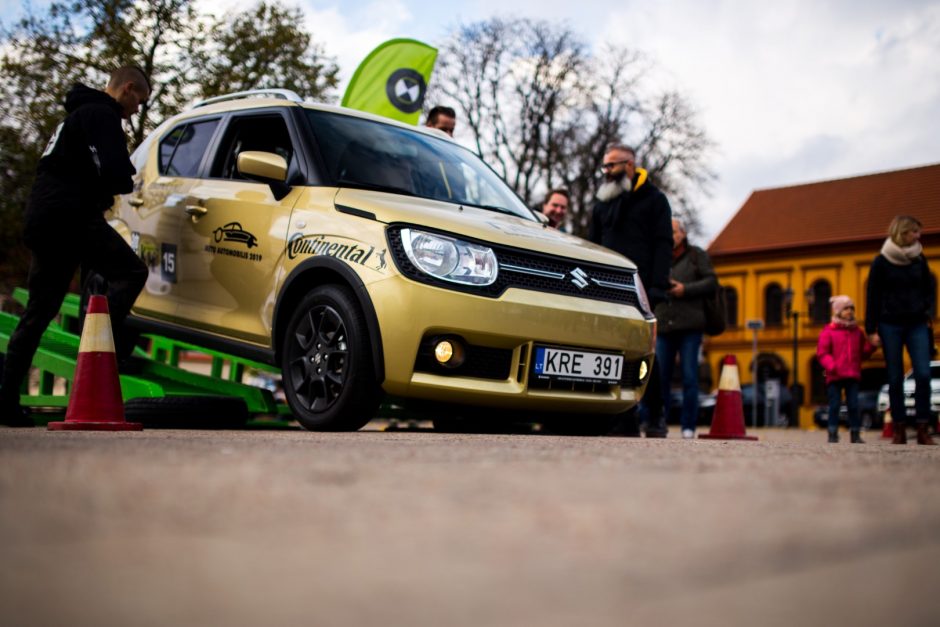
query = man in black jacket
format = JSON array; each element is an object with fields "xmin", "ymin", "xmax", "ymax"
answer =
[
  {"xmin": 0, "ymin": 66, "xmax": 150, "ymax": 426},
  {"xmin": 590, "ymin": 144, "xmax": 673, "ymax": 437}
]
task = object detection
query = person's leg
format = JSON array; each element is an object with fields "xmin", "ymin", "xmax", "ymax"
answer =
[
  {"xmin": 826, "ymin": 381, "xmax": 841, "ymax": 442},
  {"xmin": 81, "ymin": 220, "xmax": 148, "ymax": 361},
  {"xmin": 0, "ymin": 247, "xmax": 79, "ymax": 422},
  {"xmin": 644, "ymin": 353, "xmax": 667, "ymax": 437},
  {"xmin": 678, "ymin": 331, "xmax": 703, "ymax": 434},
  {"xmin": 879, "ymin": 323, "xmax": 907, "ymax": 443},
  {"xmin": 904, "ymin": 323, "xmax": 932, "ymax": 425},
  {"xmin": 844, "ymin": 379, "xmax": 863, "ymax": 442},
  {"xmin": 656, "ymin": 334, "xmax": 677, "ymax": 426},
  {"xmin": 904, "ymin": 323, "xmax": 936, "ymax": 445}
]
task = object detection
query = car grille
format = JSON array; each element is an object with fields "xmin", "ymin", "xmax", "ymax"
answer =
[{"xmin": 387, "ymin": 226, "xmax": 641, "ymax": 307}]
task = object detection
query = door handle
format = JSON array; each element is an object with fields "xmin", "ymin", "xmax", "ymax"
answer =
[
  {"xmin": 128, "ymin": 196, "xmax": 144, "ymax": 207},
  {"xmin": 185, "ymin": 205, "xmax": 208, "ymax": 218}
]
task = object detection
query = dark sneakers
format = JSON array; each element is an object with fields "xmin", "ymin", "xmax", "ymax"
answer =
[
  {"xmin": 828, "ymin": 431, "xmax": 839, "ymax": 443},
  {"xmin": 0, "ymin": 400, "xmax": 33, "ymax": 427},
  {"xmin": 850, "ymin": 431, "xmax": 865, "ymax": 444},
  {"xmin": 644, "ymin": 416, "xmax": 668, "ymax": 438}
]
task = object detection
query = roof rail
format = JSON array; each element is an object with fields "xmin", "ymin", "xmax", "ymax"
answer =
[{"xmin": 192, "ymin": 88, "xmax": 304, "ymax": 109}]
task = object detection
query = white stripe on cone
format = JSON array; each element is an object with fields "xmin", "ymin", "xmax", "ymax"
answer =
[
  {"xmin": 78, "ymin": 313, "xmax": 116, "ymax": 354},
  {"xmin": 718, "ymin": 362, "xmax": 741, "ymax": 392}
]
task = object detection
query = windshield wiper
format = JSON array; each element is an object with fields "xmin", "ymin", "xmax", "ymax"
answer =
[{"xmin": 336, "ymin": 178, "xmax": 418, "ymax": 198}]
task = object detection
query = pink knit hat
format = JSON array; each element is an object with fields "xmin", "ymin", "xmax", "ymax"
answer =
[{"xmin": 830, "ymin": 295, "xmax": 854, "ymax": 315}]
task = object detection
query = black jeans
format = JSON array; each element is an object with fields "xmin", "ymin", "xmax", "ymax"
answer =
[{"xmin": 0, "ymin": 218, "xmax": 148, "ymax": 406}]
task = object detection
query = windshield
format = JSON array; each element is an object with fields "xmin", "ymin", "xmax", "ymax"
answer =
[{"xmin": 305, "ymin": 109, "xmax": 535, "ymax": 221}]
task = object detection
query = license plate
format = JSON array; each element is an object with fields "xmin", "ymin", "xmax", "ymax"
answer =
[{"xmin": 532, "ymin": 346, "xmax": 623, "ymax": 384}]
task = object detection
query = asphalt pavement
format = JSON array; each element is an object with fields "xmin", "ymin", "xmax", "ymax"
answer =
[{"xmin": 2, "ymin": 423, "xmax": 939, "ymax": 627}]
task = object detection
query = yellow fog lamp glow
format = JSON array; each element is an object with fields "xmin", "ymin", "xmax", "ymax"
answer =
[
  {"xmin": 435, "ymin": 341, "xmax": 454, "ymax": 363},
  {"xmin": 639, "ymin": 359, "xmax": 649, "ymax": 382},
  {"xmin": 433, "ymin": 337, "xmax": 465, "ymax": 369}
]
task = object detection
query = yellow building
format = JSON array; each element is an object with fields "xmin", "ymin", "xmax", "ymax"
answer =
[{"xmin": 705, "ymin": 163, "xmax": 940, "ymax": 428}]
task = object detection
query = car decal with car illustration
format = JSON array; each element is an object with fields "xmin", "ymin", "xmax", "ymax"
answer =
[{"xmin": 213, "ymin": 222, "xmax": 258, "ymax": 248}]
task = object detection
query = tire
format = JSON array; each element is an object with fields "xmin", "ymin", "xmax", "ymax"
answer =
[
  {"xmin": 124, "ymin": 395, "xmax": 249, "ymax": 429},
  {"xmin": 281, "ymin": 285, "xmax": 382, "ymax": 431}
]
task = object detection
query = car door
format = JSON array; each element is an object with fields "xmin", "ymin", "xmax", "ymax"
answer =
[
  {"xmin": 124, "ymin": 116, "xmax": 221, "ymax": 320},
  {"xmin": 175, "ymin": 110, "xmax": 304, "ymax": 345}
]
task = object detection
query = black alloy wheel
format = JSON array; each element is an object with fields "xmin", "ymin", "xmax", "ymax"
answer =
[{"xmin": 281, "ymin": 285, "xmax": 380, "ymax": 431}]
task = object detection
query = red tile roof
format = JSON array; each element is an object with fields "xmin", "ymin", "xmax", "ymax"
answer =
[{"xmin": 708, "ymin": 163, "xmax": 940, "ymax": 257}]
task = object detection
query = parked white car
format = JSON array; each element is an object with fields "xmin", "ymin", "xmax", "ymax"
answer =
[{"xmin": 876, "ymin": 361, "xmax": 940, "ymax": 423}]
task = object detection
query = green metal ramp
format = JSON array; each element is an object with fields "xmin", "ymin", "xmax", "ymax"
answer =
[{"xmin": 0, "ymin": 308, "xmax": 279, "ymax": 417}]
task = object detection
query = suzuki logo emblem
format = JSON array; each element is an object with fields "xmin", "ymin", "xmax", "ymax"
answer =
[{"xmin": 570, "ymin": 267, "xmax": 590, "ymax": 289}]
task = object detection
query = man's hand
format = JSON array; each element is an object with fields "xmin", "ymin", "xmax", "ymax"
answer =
[
  {"xmin": 869, "ymin": 332, "xmax": 881, "ymax": 348},
  {"xmin": 667, "ymin": 278, "xmax": 685, "ymax": 298}
]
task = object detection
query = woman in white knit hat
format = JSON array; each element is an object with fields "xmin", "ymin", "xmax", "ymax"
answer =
[{"xmin": 865, "ymin": 215, "xmax": 936, "ymax": 445}]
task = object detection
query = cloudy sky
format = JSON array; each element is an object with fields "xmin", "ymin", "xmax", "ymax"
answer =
[{"xmin": 4, "ymin": 0, "xmax": 939, "ymax": 242}]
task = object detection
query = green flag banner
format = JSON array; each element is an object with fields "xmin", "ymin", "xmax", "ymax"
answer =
[{"xmin": 341, "ymin": 38, "xmax": 438, "ymax": 124}]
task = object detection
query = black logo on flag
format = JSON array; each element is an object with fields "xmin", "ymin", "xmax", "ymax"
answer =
[{"xmin": 386, "ymin": 68, "xmax": 426, "ymax": 114}]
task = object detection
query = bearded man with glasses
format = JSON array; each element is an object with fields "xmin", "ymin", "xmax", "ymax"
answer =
[{"xmin": 589, "ymin": 144, "xmax": 674, "ymax": 437}]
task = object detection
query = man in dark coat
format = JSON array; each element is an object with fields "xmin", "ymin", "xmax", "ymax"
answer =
[
  {"xmin": 0, "ymin": 66, "xmax": 151, "ymax": 426},
  {"xmin": 589, "ymin": 144, "xmax": 673, "ymax": 437}
]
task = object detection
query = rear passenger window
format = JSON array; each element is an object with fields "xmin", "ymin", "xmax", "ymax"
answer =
[{"xmin": 159, "ymin": 119, "xmax": 219, "ymax": 177}]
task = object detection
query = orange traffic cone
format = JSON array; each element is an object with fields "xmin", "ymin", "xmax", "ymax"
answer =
[
  {"xmin": 699, "ymin": 354, "xmax": 758, "ymax": 441},
  {"xmin": 48, "ymin": 295, "xmax": 142, "ymax": 431},
  {"xmin": 880, "ymin": 409, "xmax": 893, "ymax": 439}
]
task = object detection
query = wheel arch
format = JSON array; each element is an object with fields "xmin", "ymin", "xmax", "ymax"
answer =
[{"xmin": 273, "ymin": 257, "xmax": 385, "ymax": 383}]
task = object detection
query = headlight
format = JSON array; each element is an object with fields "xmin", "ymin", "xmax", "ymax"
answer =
[
  {"xmin": 633, "ymin": 273, "xmax": 653, "ymax": 316},
  {"xmin": 400, "ymin": 228, "xmax": 498, "ymax": 286}
]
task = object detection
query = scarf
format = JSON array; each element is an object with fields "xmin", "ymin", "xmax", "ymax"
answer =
[
  {"xmin": 831, "ymin": 316, "xmax": 857, "ymax": 328},
  {"xmin": 880, "ymin": 237, "xmax": 923, "ymax": 266}
]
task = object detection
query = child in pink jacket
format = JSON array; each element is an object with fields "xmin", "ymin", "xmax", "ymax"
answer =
[{"xmin": 816, "ymin": 295, "xmax": 876, "ymax": 443}]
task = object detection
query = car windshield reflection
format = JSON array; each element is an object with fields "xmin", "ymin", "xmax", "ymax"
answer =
[{"xmin": 306, "ymin": 109, "xmax": 535, "ymax": 220}]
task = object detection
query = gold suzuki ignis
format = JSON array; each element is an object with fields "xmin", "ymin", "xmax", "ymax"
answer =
[{"xmin": 115, "ymin": 89, "xmax": 655, "ymax": 432}]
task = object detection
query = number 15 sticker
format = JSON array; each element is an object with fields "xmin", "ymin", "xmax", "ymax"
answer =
[{"xmin": 161, "ymin": 243, "xmax": 177, "ymax": 283}]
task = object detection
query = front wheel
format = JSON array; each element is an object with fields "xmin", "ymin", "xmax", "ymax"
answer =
[{"xmin": 281, "ymin": 285, "xmax": 382, "ymax": 431}]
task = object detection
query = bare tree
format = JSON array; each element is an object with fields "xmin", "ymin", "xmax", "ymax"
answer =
[
  {"xmin": 432, "ymin": 18, "xmax": 589, "ymax": 206},
  {"xmin": 430, "ymin": 19, "xmax": 715, "ymax": 237}
]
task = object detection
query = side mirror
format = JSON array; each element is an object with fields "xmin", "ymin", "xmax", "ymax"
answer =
[
  {"xmin": 534, "ymin": 211, "xmax": 550, "ymax": 226},
  {"xmin": 237, "ymin": 151, "xmax": 288, "ymax": 182},
  {"xmin": 236, "ymin": 150, "xmax": 292, "ymax": 200}
]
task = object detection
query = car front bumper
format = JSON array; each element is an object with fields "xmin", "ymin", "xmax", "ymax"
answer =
[{"xmin": 369, "ymin": 276, "xmax": 655, "ymax": 414}]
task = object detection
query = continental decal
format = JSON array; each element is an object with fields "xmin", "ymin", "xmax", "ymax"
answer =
[{"xmin": 287, "ymin": 233, "xmax": 387, "ymax": 271}]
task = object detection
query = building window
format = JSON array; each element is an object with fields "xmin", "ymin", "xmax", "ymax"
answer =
[
  {"xmin": 809, "ymin": 279, "xmax": 832, "ymax": 324},
  {"xmin": 765, "ymin": 283, "xmax": 784, "ymax": 327},
  {"xmin": 724, "ymin": 287, "xmax": 739, "ymax": 328}
]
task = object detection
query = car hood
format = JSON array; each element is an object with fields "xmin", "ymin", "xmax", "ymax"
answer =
[{"xmin": 333, "ymin": 188, "xmax": 636, "ymax": 270}]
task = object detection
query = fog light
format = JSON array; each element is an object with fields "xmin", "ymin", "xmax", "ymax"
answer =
[
  {"xmin": 639, "ymin": 360, "xmax": 649, "ymax": 381},
  {"xmin": 435, "ymin": 340, "xmax": 455, "ymax": 364}
]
